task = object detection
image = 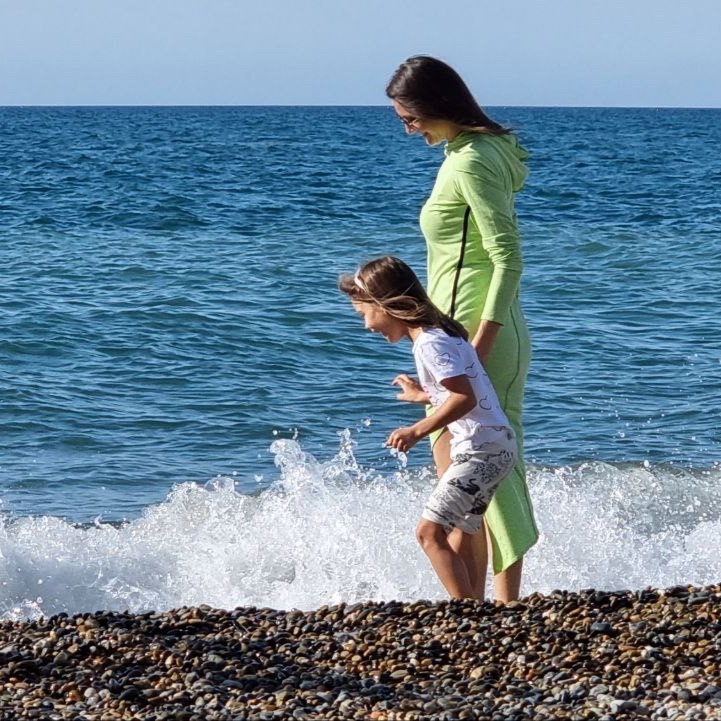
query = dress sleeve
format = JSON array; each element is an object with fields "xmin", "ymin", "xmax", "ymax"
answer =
[{"xmin": 454, "ymin": 166, "xmax": 523, "ymax": 325}]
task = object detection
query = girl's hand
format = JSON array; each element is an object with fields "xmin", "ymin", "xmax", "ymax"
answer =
[
  {"xmin": 392, "ymin": 374, "xmax": 429, "ymax": 403},
  {"xmin": 386, "ymin": 426, "xmax": 421, "ymax": 453}
]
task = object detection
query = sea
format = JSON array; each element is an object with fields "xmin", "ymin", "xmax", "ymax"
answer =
[{"xmin": 1, "ymin": 106, "xmax": 719, "ymax": 620}]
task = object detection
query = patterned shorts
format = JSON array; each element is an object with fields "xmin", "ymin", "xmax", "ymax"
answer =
[{"xmin": 422, "ymin": 436, "xmax": 517, "ymax": 534}]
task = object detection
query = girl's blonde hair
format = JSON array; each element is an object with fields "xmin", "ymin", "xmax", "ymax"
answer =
[{"xmin": 338, "ymin": 255, "xmax": 468, "ymax": 340}]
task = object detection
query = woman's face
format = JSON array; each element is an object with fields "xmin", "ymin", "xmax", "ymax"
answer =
[{"xmin": 392, "ymin": 100, "xmax": 457, "ymax": 146}]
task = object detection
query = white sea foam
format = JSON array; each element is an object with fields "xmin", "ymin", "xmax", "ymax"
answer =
[{"xmin": 1, "ymin": 435, "xmax": 719, "ymax": 620}]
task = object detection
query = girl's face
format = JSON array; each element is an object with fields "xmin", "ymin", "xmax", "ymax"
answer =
[
  {"xmin": 392, "ymin": 100, "xmax": 458, "ymax": 146},
  {"xmin": 352, "ymin": 301, "xmax": 408, "ymax": 343}
]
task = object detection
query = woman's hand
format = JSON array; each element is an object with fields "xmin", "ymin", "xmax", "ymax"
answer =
[
  {"xmin": 472, "ymin": 320, "xmax": 502, "ymax": 364},
  {"xmin": 386, "ymin": 426, "xmax": 421, "ymax": 453},
  {"xmin": 392, "ymin": 374, "xmax": 429, "ymax": 403}
]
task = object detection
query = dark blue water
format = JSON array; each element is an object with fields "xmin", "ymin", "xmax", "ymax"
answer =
[{"xmin": 1, "ymin": 106, "xmax": 720, "ymax": 522}]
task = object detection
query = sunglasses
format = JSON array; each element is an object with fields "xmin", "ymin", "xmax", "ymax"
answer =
[{"xmin": 396, "ymin": 113, "xmax": 421, "ymax": 130}]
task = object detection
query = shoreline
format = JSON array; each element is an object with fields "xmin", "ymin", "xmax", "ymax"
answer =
[{"xmin": 1, "ymin": 584, "xmax": 719, "ymax": 720}]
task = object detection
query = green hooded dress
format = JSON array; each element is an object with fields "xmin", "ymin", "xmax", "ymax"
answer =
[{"xmin": 420, "ymin": 131, "xmax": 538, "ymax": 573}]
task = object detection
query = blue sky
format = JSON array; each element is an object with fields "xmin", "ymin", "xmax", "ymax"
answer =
[{"xmin": 1, "ymin": 0, "xmax": 719, "ymax": 107}]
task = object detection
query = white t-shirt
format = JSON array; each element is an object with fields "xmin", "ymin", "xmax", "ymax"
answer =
[{"xmin": 412, "ymin": 327, "xmax": 512, "ymax": 457}]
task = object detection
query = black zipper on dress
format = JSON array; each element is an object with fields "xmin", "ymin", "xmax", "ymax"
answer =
[{"xmin": 448, "ymin": 206, "xmax": 472, "ymax": 319}]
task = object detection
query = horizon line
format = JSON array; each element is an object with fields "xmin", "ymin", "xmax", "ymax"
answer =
[{"xmin": 2, "ymin": 103, "xmax": 721, "ymax": 110}]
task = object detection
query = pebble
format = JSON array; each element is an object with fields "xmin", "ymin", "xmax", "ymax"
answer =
[{"xmin": 0, "ymin": 584, "xmax": 719, "ymax": 719}]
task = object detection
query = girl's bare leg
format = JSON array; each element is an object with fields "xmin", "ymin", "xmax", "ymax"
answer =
[
  {"xmin": 467, "ymin": 523, "xmax": 489, "ymax": 599},
  {"xmin": 415, "ymin": 519, "xmax": 474, "ymax": 599},
  {"xmin": 433, "ymin": 429, "xmax": 522, "ymax": 602},
  {"xmin": 454, "ymin": 530, "xmax": 485, "ymax": 600},
  {"xmin": 435, "ymin": 431, "xmax": 488, "ymax": 598}
]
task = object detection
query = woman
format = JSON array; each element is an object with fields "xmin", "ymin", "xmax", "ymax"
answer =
[{"xmin": 386, "ymin": 55, "xmax": 538, "ymax": 601}]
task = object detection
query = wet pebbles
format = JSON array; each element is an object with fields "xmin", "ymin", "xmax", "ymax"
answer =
[{"xmin": 0, "ymin": 584, "xmax": 719, "ymax": 719}]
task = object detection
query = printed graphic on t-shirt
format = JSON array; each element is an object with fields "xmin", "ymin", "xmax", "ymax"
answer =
[{"xmin": 412, "ymin": 328, "xmax": 513, "ymax": 457}]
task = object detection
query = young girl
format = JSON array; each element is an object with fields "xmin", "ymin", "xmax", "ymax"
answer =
[{"xmin": 339, "ymin": 255, "xmax": 517, "ymax": 600}]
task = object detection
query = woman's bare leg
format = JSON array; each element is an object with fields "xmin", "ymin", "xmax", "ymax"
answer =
[
  {"xmin": 432, "ymin": 429, "xmax": 453, "ymax": 478},
  {"xmin": 493, "ymin": 555, "xmax": 523, "ymax": 602}
]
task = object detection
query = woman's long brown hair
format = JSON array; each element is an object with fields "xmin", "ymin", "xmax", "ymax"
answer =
[{"xmin": 386, "ymin": 55, "xmax": 510, "ymax": 136}]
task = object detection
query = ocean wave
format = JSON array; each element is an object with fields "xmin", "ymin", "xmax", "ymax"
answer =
[{"xmin": 1, "ymin": 436, "xmax": 719, "ymax": 621}]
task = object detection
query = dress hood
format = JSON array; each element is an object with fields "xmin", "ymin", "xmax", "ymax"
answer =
[
  {"xmin": 446, "ymin": 131, "xmax": 529, "ymax": 193},
  {"xmin": 498, "ymin": 134, "xmax": 529, "ymax": 192}
]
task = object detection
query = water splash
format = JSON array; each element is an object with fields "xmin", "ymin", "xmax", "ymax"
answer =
[
  {"xmin": 1, "ymin": 438, "xmax": 719, "ymax": 620},
  {"xmin": 527, "ymin": 461, "xmax": 721, "ymax": 593}
]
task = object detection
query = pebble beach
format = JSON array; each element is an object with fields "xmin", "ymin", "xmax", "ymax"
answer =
[{"xmin": 1, "ymin": 584, "xmax": 719, "ymax": 720}]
